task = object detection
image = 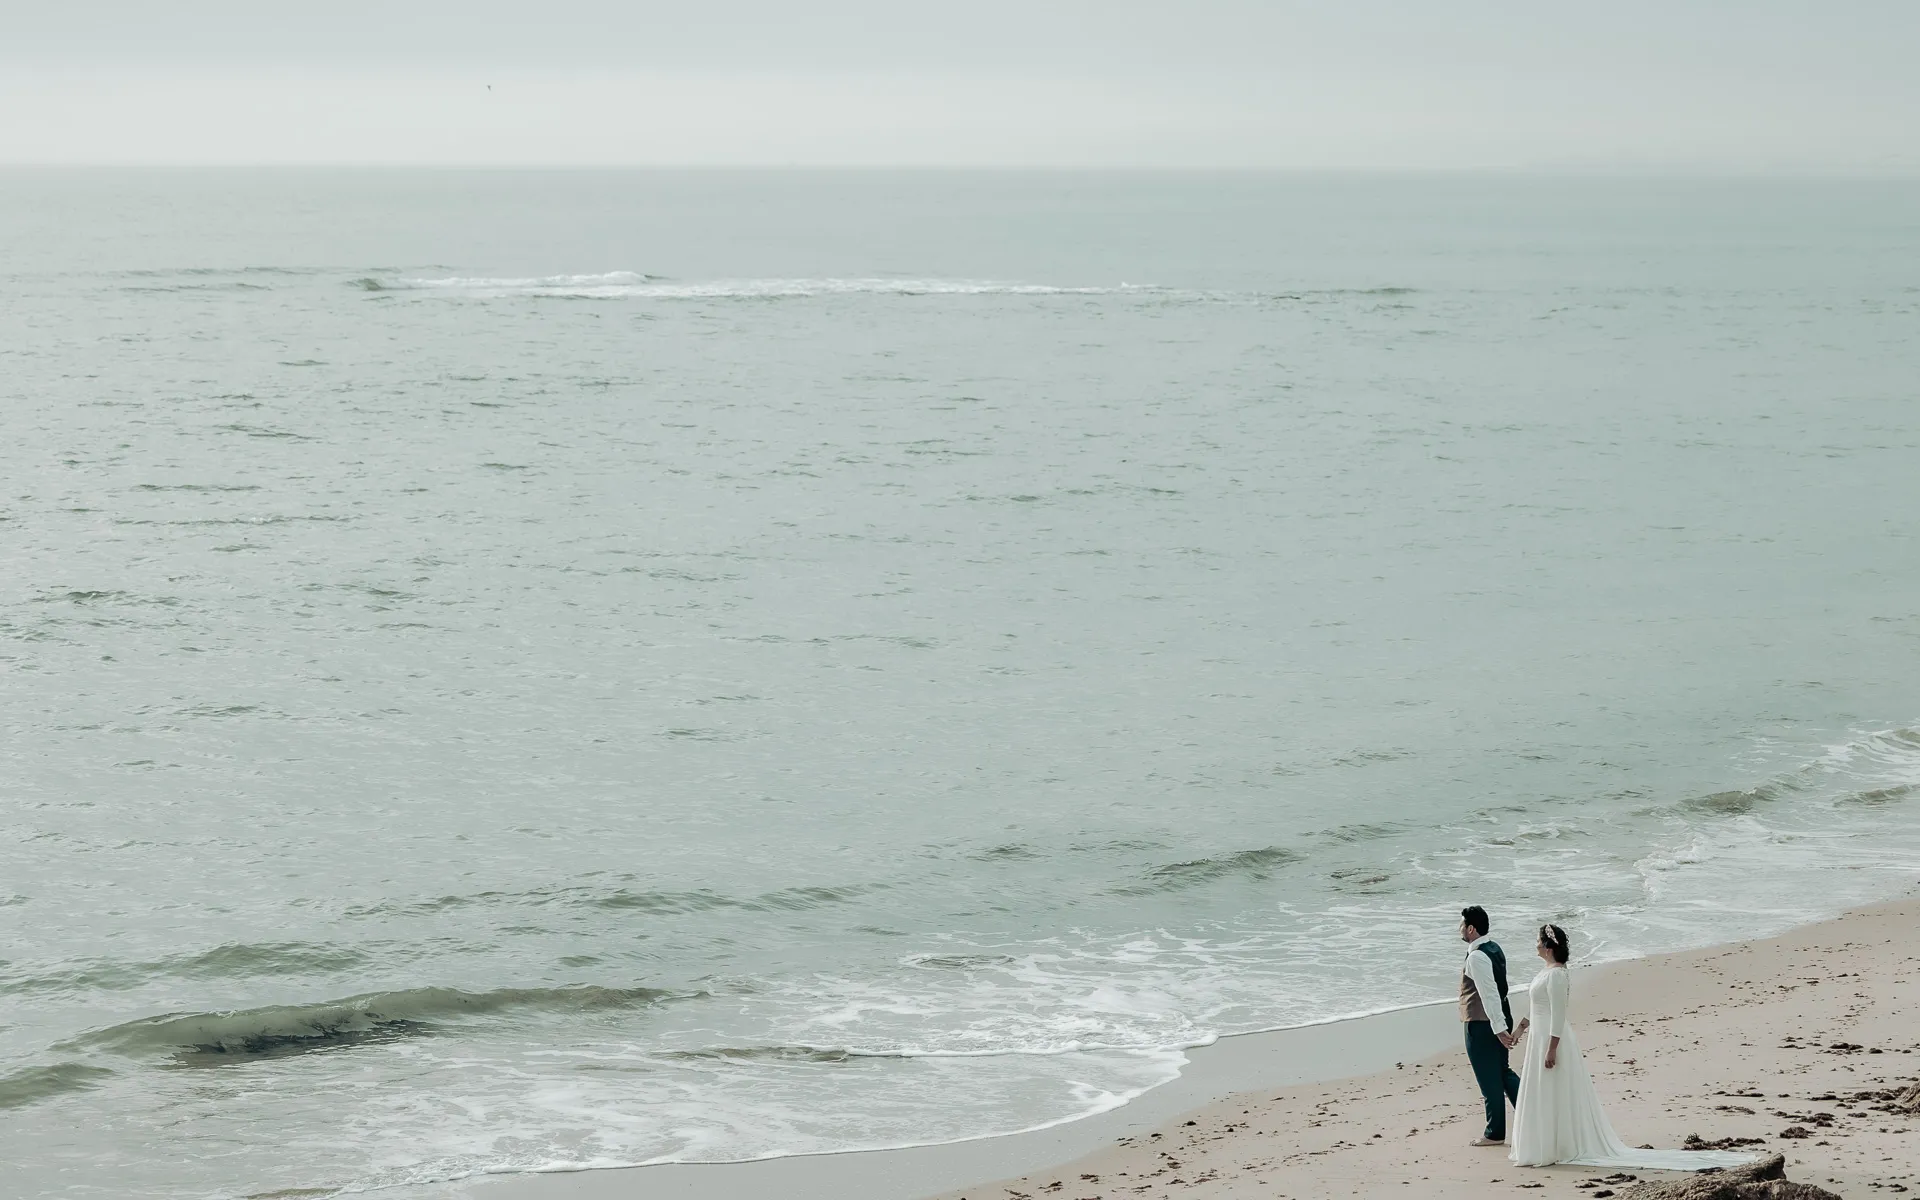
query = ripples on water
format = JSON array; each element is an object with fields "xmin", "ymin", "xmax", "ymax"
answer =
[{"xmin": 1, "ymin": 171, "xmax": 1918, "ymax": 1197}]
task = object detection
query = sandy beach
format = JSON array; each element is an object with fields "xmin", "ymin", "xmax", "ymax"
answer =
[
  {"xmin": 457, "ymin": 895, "xmax": 1919, "ymax": 1200},
  {"xmin": 927, "ymin": 896, "xmax": 1920, "ymax": 1200}
]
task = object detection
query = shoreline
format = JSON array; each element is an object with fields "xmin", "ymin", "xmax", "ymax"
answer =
[
  {"xmin": 441, "ymin": 890, "xmax": 1919, "ymax": 1200},
  {"xmin": 436, "ymin": 1000, "xmax": 1463, "ymax": 1200}
]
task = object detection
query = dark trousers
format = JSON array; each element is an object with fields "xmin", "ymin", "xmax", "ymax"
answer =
[{"xmin": 1464, "ymin": 1019, "xmax": 1521, "ymax": 1139}]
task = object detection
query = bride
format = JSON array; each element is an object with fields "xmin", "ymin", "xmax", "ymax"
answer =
[{"xmin": 1508, "ymin": 924, "xmax": 1760, "ymax": 1171}]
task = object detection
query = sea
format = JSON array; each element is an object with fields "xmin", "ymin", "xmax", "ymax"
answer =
[{"xmin": 2, "ymin": 169, "xmax": 1917, "ymax": 1199}]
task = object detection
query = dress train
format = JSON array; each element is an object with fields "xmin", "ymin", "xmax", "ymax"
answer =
[{"xmin": 1508, "ymin": 965, "xmax": 1758, "ymax": 1172}]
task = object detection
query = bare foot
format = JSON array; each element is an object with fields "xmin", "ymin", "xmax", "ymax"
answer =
[{"xmin": 1470, "ymin": 1136, "xmax": 1505, "ymax": 1146}]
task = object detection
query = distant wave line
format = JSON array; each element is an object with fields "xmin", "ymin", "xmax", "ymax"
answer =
[
  {"xmin": 351, "ymin": 274, "xmax": 1435, "ymax": 303},
  {"xmin": 358, "ymin": 273, "xmax": 1142, "ymax": 299}
]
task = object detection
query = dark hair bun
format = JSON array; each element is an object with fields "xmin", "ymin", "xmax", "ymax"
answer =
[{"xmin": 1538, "ymin": 924, "xmax": 1571, "ymax": 964}]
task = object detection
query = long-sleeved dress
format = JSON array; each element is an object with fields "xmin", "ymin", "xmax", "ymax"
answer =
[{"xmin": 1508, "ymin": 965, "xmax": 1757, "ymax": 1171}]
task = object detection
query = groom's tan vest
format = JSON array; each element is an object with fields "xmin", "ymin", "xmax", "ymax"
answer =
[
  {"xmin": 1459, "ymin": 971, "xmax": 1490, "ymax": 1022},
  {"xmin": 1459, "ymin": 940, "xmax": 1513, "ymax": 1025}
]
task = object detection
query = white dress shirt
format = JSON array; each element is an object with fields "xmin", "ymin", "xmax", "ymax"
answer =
[{"xmin": 1463, "ymin": 933, "xmax": 1509, "ymax": 1035}]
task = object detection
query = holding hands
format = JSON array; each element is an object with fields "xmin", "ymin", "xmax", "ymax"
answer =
[
  {"xmin": 1512, "ymin": 1016, "xmax": 1555, "ymax": 1066},
  {"xmin": 1517, "ymin": 1018, "xmax": 1558, "ymax": 1068}
]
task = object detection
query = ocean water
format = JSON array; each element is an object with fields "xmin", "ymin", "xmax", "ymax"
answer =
[{"xmin": 1, "ymin": 170, "xmax": 1917, "ymax": 1199}]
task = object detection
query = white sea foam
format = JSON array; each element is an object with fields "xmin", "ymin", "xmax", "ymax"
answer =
[
  {"xmin": 312, "ymin": 738, "xmax": 1920, "ymax": 1191},
  {"xmin": 376, "ymin": 273, "xmax": 1130, "ymax": 299}
]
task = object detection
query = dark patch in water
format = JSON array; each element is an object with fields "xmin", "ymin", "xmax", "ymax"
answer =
[
  {"xmin": 1326, "ymin": 748, "xmax": 1412, "ymax": 768},
  {"xmin": 171, "ymin": 1020, "xmax": 429, "ymax": 1065},
  {"xmin": 66, "ymin": 983, "xmax": 684, "ymax": 1065},
  {"xmin": 176, "ymin": 703, "xmax": 264, "ymax": 719},
  {"xmin": 1319, "ymin": 821, "xmax": 1408, "ymax": 844},
  {"xmin": 133, "ymin": 483, "xmax": 261, "ymax": 493},
  {"xmin": 907, "ymin": 953, "xmax": 1017, "ymax": 970},
  {"xmin": 1329, "ymin": 867, "xmax": 1395, "ymax": 893},
  {"xmin": 657, "ymin": 1045, "xmax": 901, "ymax": 1065},
  {"xmin": 214, "ymin": 423, "xmax": 312, "ymax": 440},
  {"xmin": 970, "ymin": 843, "xmax": 1040, "ymax": 861},
  {"xmin": 1688, "ymin": 787, "xmax": 1776, "ymax": 815}
]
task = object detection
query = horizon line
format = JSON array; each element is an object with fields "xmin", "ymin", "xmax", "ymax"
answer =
[{"xmin": 6, "ymin": 162, "xmax": 1920, "ymax": 177}]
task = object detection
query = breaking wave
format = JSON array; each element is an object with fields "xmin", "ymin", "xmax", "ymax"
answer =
[
  {"xmin": 1114, "ymin": 846, "xmax": 1303, "ymax": 894},
  {"xmin": 1675, "ymin": 726, "xmax": 1920, "ymax": 817},
  {"xmin": 0, "ymin": 1064, "xmax": 115, "ymax": 1110},
  {"xmin": 0, "ymin": 942, "xmax": 372, "ymax": 997},
  {"xmin": 344, "ymin": 881, "xmax": 884, "ymax": 920}
]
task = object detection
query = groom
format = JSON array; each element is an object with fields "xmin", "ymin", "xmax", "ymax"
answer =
[{"xmin": 1458, "ymin": 905, "xmax": 1520, "ymax": 1146}]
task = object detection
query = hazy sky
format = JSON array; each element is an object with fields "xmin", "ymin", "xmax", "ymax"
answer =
[{"xmin": 4, "ymin": 2, "xmax": 1918, "ymax": 167}]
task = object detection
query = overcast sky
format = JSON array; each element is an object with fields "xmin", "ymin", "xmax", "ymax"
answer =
[{"xmin": 4, "ymin": 2, "xmax": 1918, "ymax": 168}]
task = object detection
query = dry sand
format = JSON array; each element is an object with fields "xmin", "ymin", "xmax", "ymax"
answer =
[
  {"xmin": 453, "ymin": 896, "xmax": 1918, "ymax": 1200},
  {"xmin": 929, "ymin": 896, "xmax": 1920, "ymax": 1200}
]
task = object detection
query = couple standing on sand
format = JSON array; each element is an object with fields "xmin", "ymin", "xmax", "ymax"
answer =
[{"xmin": 1456, "ymin": 905, "xmax": 1757, "ymax": 1173}]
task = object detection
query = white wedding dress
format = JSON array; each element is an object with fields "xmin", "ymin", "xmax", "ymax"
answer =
[{"xmin": 1509, "ymin": 964, "xmax": 1759, "ymax": 1171}]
